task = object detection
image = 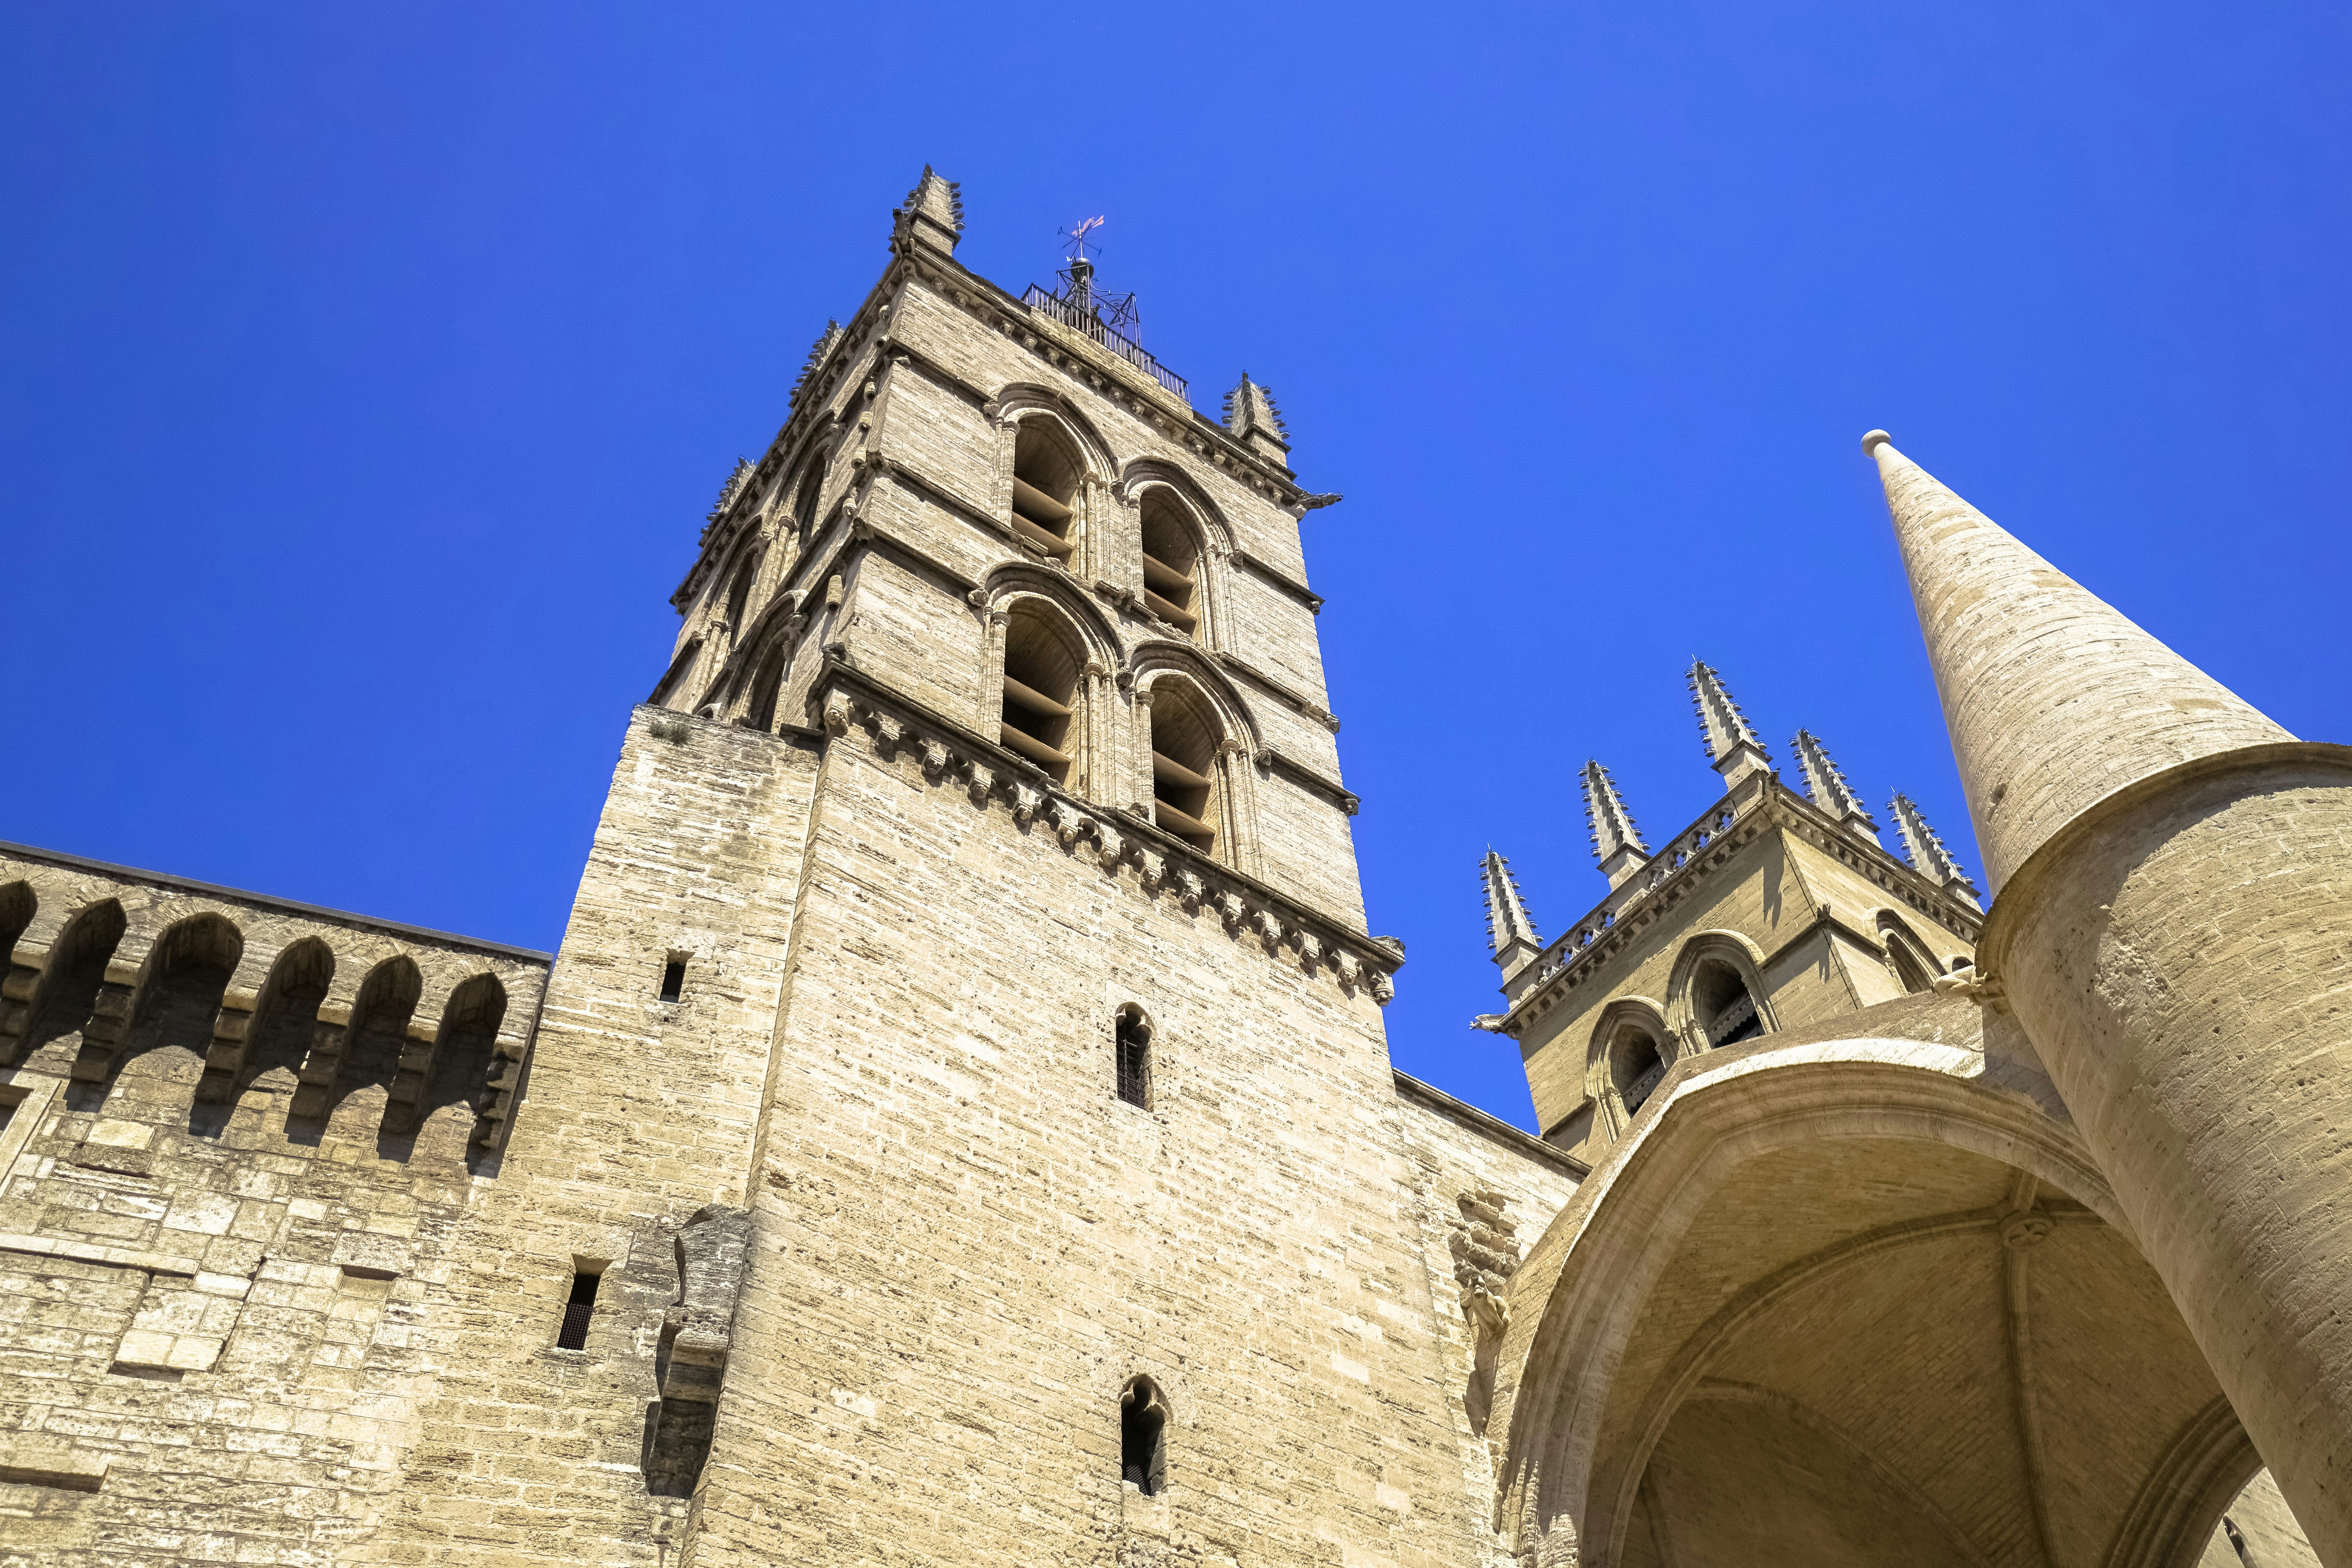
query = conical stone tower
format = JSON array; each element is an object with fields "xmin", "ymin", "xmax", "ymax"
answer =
[{"xmin": 1868, "ymin": 428, "xmax": 2352, "ymax": 1565}]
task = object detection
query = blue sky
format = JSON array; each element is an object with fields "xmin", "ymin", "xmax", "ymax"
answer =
[{"xmin": 5, "ymin": 4, "xmax": 2347, "ymax": 1129}]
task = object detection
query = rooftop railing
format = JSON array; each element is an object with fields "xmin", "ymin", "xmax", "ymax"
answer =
[{"xmin": 1021, "ymin": 284, "xmax": 1188, "ymax": 400}]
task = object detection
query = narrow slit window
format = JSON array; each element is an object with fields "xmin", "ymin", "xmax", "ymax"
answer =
[
  {"xmin": 1122, "ymin": 1375, "xmax": 1169, "ymax": 1495},
  {"xmin": 660, "ymin": 957, "xmax": 688, "ymax": 1003},
  {"xmin": 556, "ymin": 1268, "xmax": 601, "ymax": 1350},
  {"xmin": 1115, "ymin": 1006, "xmax": 1151, "ymax": 1109}
]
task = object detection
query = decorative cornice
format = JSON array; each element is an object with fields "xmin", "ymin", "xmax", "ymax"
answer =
[
  {"xmin": 1487, "ymin": 777, "xmax": 1982, "ymax": 1037},
  {"xmin": 809, "ymin": 662, "xmax": 1397, "ymax": 1001}
]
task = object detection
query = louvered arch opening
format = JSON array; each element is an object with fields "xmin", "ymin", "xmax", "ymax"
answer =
[
  {"xmin": 1138, "ymin": 490, "xmax": 1202, "ymax": 640},
  {"xmin": 1146, "ymin": 681, "xmax": 1221, "ymax": 857},
  {"xmin": 999, "ymin": 601, "xmax": 1084, "ymax": 785},
  {"xmin": 1693, "ymin": 959, "xmax": 1764, "ymax": 1046},
  {"xmin": 1611, "ymin": 1023, "xmax": 1668, "ymax": 1116},
  {"xmin": 1010, "ymin": 422, "xmax": 1081, "ymax": 560}
]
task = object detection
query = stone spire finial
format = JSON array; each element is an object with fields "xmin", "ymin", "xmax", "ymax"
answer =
[
  {"xmin": 1687, "ymin": 661, "xmax": 1773, "ymax": 790},
  {"xmin": 1481, "ymin": 850, "xmax": 1543, "ymax": 976},
  {"xmin": 1864, "ymin": 430, "xmax": 2290, "ymax": 893},
  {"xmin": 1889, "ymin": 792, "xmax": 1981, "ymax": 911},
  {"xmin": 1222, "ymin": 374, "xmax": 1291, "ymax": 465},
  {"xmin": 1581, "ymin": 761, "xmax": 1650, "ymax": 889},
  {"xmin": 896, "ymin": 165, "xmax": 964, "ymax": 255},
  {"xmin": 1792, "ymin": 729, "xmax": 1880, "ymax": 844}
]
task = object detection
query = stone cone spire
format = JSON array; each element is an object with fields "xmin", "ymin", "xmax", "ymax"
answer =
[
  {"xmin": 1580, "ymin": 761, "xmax": 1649, "ymax": 889},
  {"xmin": 1888, "ymin": 792, "xmax": 1979, "ymax": 911},
  {"xmin": 1863, "ymin": 430, "xmax": 2290, "ymax": 893},
  {"xmin": 1687, "ymin": 661, "xmax": 1773, "ymax": 789},
  {"xmin": 896, "ymin": 165, "xmax": 964, "ymax": 255},
  {"xmin": 1223, "ymin": 374, "xmax": 1291, "ymax": 464},
  {"xmin": 1480, "ymin": 850, "xmax": 1542, "ymax": 975},
  {"xmin": 1792, "ymin": 730, "xmax": 1879, "ymax": 844}
]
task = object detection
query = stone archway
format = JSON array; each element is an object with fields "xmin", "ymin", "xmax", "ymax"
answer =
[{"xmin": 1488, "ymin": 998, "xmax": 2311, "ymax": 1568}]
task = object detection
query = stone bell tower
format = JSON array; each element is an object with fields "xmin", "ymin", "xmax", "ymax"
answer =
[{"xmin": 359, "ymin": 168, "xmax": 1513, "ymax": 1568}]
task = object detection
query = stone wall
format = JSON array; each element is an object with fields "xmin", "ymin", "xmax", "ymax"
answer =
[{"xmin": 0, "ymin": 843, "xmax": 546, "ymax": 1565}]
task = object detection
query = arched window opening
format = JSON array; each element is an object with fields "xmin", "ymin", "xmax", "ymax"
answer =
[
  {"xmin": 1610, "ymin": 1023, "xmax": 1667, "ymax": 1117},
  {"xmin": 999, "ymin": 602, "xmax": 1084, "ymax": 784},
  {"xmin": 1121, "ymin": 1375, "xmax": 1169, "ymax": 1496},
  {"xmin": 1693, "ymin": 959, "xmax": 1764, "ymax": 1047},
  {"xmin": 745, "ymin": 643, "xmax": 789, "ymax": 733},
  {"xmin": 1115, "ymin": 1004, "xmax": 1151, "ymax": 1109},
  {"xmin": 792, "ymin": 459, "xmax": 826, "ymax": 545},
  {"xmin": 1145, "ymin": 683, "xmax": 1222, "ymax": 856},
  {"xmin": 1010, "ymin": 422, "xmax": 1080, "ymax": 560},
  {"xmin": 722, "ymin": 552, "xmax": 758, "ymax": 634},
  {"xmin": 1137, "ymin": 491, "xmax": 1201, "ymax": 639},
  {"xmin": 1879, "ymin": 916, "xmax": 1938, "ymax": 995}
]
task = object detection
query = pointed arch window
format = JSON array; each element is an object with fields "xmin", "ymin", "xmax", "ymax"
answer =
[
  {"xmin": 1137, "ymin": 490, "xmax": 1202, "ymax": 640},
  {"xmin": 999, "ymin": 601, "xmax": 1085, "ymax": 785},
  {"xmin": 1010, "ymin": 422, "xmax": 1080, "ymax": 560},
  {"xmin": 1878, "ymin": 915, "xmax": 1940, "ymax": 995},
  {"xmin": 1144, "ymin": 682, "xmax": 1222, "ymax": 857},
  {"xmin": 722, "ymin": 550, "xmax": 758, "ymax": 636},
  {"xmin": 1692, "ymin": 959, "xmax": 1764, "ymax": 1046},
  {"xmin": 1609, "ymin": 1021, "xmax": 1668, "ymax": 1117},
  {"xmin": 792, "ymin": 458, "xmax": 826, "ymax": 546}
]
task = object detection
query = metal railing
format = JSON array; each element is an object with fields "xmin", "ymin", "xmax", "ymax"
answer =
[{"xmin": 1021, "ymin": 285, "xmax": 1188, "ymax": 399}]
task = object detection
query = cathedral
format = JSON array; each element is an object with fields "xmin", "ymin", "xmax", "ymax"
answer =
[{"xmin": 1, "ymin": 168, "xmax": 2345, "ymax": 1568}]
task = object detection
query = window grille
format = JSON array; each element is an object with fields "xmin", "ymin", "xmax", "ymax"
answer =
[
  {"xmin": 1116, "ymin": 1008, "xmax": 1151, "ymax": 1109},
  {"xmin": 556, "ymin": 1269, "xmax": 601, "ymax": 1350}
]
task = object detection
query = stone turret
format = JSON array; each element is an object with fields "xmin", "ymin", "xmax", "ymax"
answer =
[
  {"xmin": 1887, "ymin": 791, "xmax": 1977, "ymax": 911},
  {"xmin": 1791, "ymin": 729, "xmax": 1879, "ymax": 845},
  {"xmin": 1867, "ymin": 428, "xmax": 2352, "ymax": 1566},
  {"xmin": 1687, "ymin": 661, "xmax": 1772, "ymax": 789},
  {"xmin": 1223, "ymin": 374, "xmax": 1291, "ymax": 467},
  {"xmin": 1481, "ymin": 849, "xmax": 1543, "ymax": 978},
  {"xmin": 1580, "ymin": 760, "xmax": 1649, "ymax": 889}
]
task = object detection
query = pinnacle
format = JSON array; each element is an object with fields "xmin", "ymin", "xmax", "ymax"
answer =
[
  {"xmin": 1232, "ymin": 376, "xmax": 1289, "ymax": 451},
  {"xmin": 903, "ymin": 165, "xmax": 964, "ymax": 234},
  {"xmin": 1792, "ymin": 729, "xmax": 1878, "ymax": 839},
  {"xmin": 1889, "ymin": 792, "xmax": 1980, "ymax": 911},
  {"xmin": 1867, "ymin": 432, "xmax": 2289, "ymax": 892},
  {"xmin": 1687, "ymin": 661, "xmax": 1773, "ymax": 788},
  {"xmin": 1480, "ymin": 849, "xmax": 1541, "ymax": 966}
]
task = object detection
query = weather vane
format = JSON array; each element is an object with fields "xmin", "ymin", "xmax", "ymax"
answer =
[{"xmin": 1059, "ymin": 215, "xmax": 1106, "ymax": 262}]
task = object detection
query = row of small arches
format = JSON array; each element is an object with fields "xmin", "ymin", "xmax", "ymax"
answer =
[{"xmin": 1, "ymin": 882, "xmax": 519, "ymax": 1165}]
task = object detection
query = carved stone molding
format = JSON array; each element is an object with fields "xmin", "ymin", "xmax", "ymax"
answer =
[{"xmin": 815, "ymin": 673, "xmax": 1399, "ymax": 1003}]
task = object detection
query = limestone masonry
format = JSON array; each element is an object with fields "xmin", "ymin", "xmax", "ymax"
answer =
[{"xmin": 2, "ymin": 170, "xmax": 2341, "ymax": 1568}]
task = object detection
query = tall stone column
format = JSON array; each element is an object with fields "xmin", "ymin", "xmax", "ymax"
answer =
[{"xmin": 1866, "ymin": 430, "xmax": 2352, "ymax": 1563}]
